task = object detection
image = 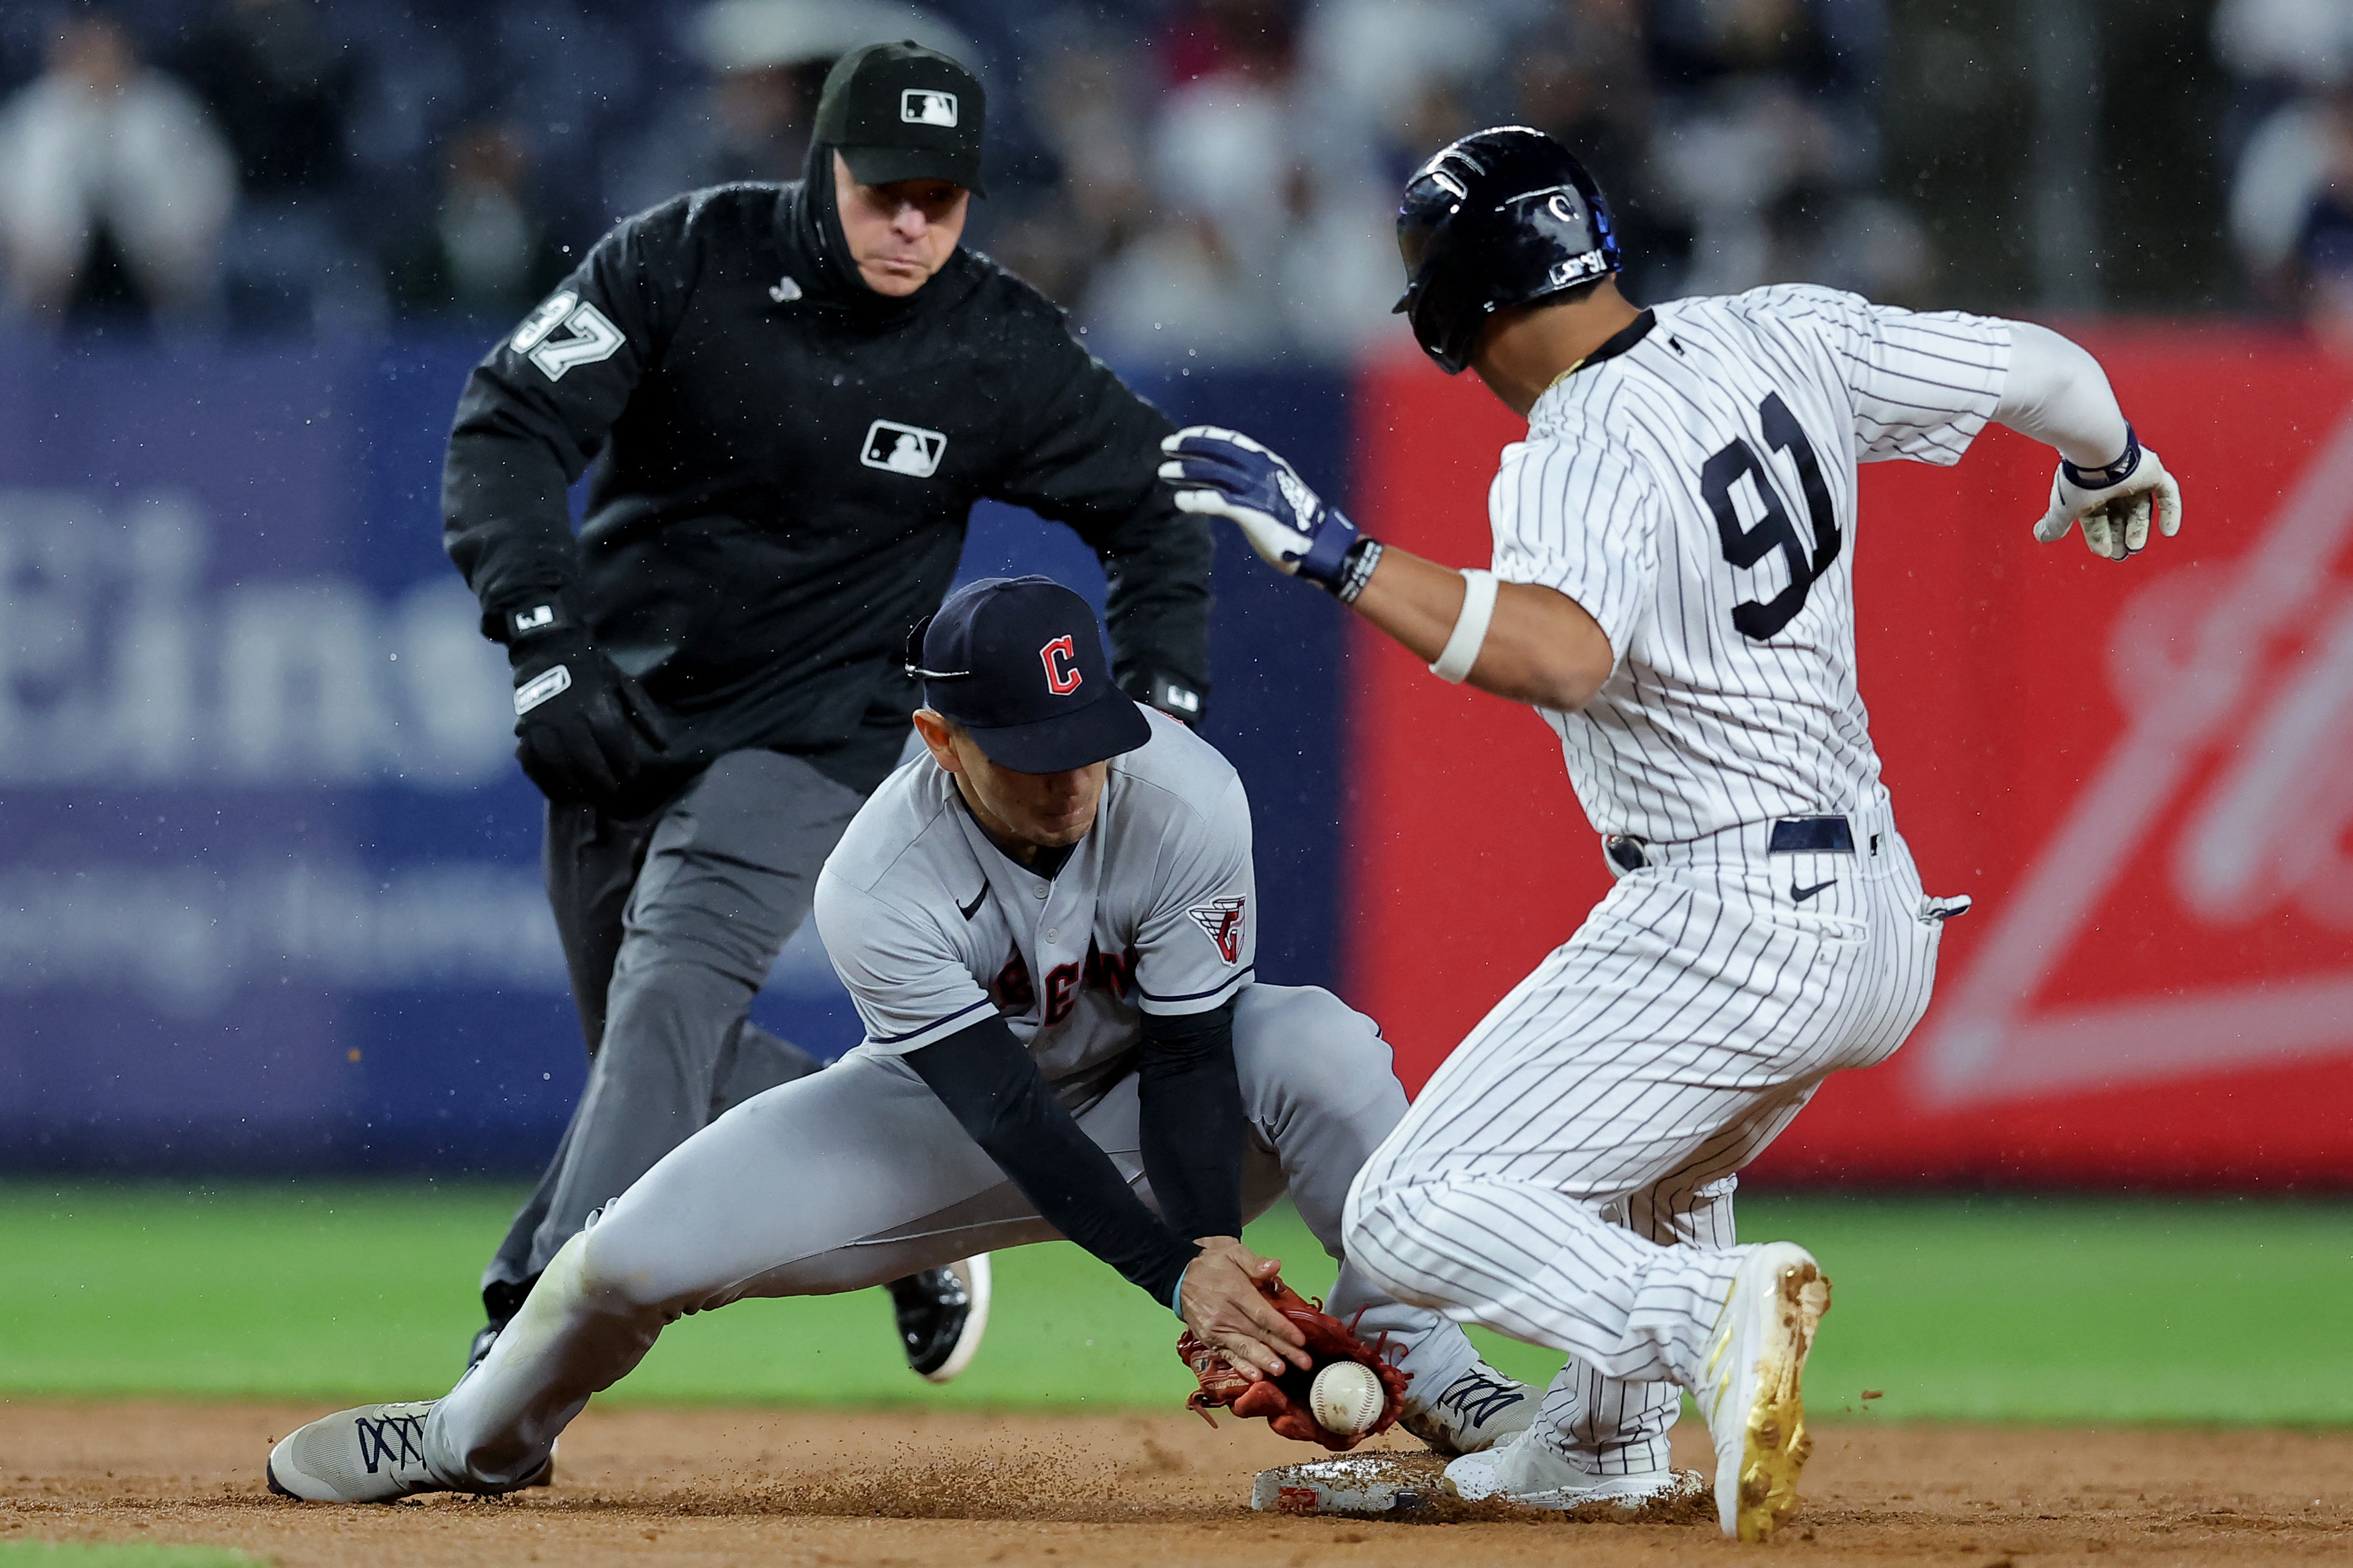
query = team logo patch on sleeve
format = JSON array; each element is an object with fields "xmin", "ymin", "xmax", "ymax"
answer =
[{"xmin": 1186, "ymin": 897, "xmax": 1247, "ymax": 964}]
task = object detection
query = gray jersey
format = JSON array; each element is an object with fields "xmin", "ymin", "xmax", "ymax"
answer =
[
  {"xmin": 1491, "ymin": 285, "xmax": 2010, "ymax": 842},
  {"xmin": 814, "ymin": 709, "xmax": 1255, "ymax": 1091}
]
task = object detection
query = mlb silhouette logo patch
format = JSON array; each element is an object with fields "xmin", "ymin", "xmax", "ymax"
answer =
[
  {"xmin": 902, "ymin": 89, "xmax": 958, "ymax": 127},
  {"xmin": 1187, "ymin": 898, "xmax": 1247, "ymax": 964},
  {"xmin": 862, "ymin": 420, "xmax": 947, "ymax": 477}
]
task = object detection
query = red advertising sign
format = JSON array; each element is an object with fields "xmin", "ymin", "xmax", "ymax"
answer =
[{"xmin": 1345, "ymin": 327, "xmax": 2353, "ymax": 1187}]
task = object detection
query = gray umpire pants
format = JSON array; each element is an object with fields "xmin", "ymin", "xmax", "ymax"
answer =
[
  {"xmin": 483, "ymin": 748, "xmax": 869, "ymax": 1307},
  {"xmin": 428, "ymin": 984, "xmax": 1491, "ymax": 1487}
]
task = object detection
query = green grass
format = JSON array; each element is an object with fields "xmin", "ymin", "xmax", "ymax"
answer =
[
  {"xmin": 1, "ymin": 1184, "xmax": 2346, "ymax": 1423},
  {"xmin": 1740, "ymin": 1194, "xmax": 2353, "ymax": 1425},
  {"xmin": 0, "ymin": 1546, "xmax": 263, "ymax": 1567}
]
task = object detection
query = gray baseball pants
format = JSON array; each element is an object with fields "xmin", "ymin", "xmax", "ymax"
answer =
[
  {"xmin": 428, "ymin": 984, "xmax": 1490, "ymax": 1487},
  {"xmin": 483, "ymin": 749, "xmax": 869, "ymax": 1307}
]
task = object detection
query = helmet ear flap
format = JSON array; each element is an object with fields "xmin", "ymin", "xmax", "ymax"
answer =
[
  {"xmin": 1407, "ymin": 284, "xmax": 1480, "ymax": 378},
  {"xmin": 1395, "ymin": 214, "xmax": 1487, "ymax": 375}
]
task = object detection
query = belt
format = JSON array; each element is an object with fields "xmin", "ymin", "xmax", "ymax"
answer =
[
  {"xmin": 1605, "ymin": 815, "xmax": 1855, "ymax": 873},
  {"xmin": 1767, "ymin": 816, "xmax": 1856, "ymax": 853}
]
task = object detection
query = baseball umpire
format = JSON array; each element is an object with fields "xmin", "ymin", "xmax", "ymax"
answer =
[
  {"xmin": 442, "ymin": 41, "xmax": 1213, "ymax": 1379},
  {"xmin": 264, "ymin": 576, "xmax": 1538, "ymax": 1502},
  {"xmin": 1160, "ymin": 128, "xmax": 2183, "ymax": 1540}
]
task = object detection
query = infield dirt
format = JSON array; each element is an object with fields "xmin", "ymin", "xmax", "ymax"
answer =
[{"xmin": 2, "ymin": 1399, "xmax": 2347, "ymax": 1566}]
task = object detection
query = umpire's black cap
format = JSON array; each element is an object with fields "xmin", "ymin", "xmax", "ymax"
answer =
[
  {"xmin": 814, "ymin": 40, "xmax": 987, "ymax": 196},
  {"xmin": 906, "ymin": 577, "xmax": 1149, "ymax": 773}
]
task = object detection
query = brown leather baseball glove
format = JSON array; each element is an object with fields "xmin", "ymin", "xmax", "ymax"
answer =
[{"xmin": 1176, "ymin": 1277, "xmax": 1412, "ymax": 1451}]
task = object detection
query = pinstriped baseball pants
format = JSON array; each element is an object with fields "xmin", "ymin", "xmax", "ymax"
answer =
[{"xmin": 1342, "ymin": 791, "xmax": 1947, "ymax": 1473}]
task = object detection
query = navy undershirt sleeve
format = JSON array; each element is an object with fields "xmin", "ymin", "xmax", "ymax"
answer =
[
  {"xmin": 907, "ymin": 1016, "xmax": 1198, "ymax": 1306},
  {"xmin": 1137, "ymin": 1000, "xmax": 1243, "ymax": 1242}
]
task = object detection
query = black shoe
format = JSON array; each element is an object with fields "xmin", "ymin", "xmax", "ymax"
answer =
[
  {"xmin": 468, "ymin": 1275, "xmax": 536, "ymax": 1370},
  {"xmin": 886, "ymin": 1256, "xmax": 992, "ymax": 1383}
]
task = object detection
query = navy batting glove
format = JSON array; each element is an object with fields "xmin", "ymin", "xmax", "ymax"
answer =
[{"xmin": 1158, "ymin": 426, "xmax": 1374, "ymax": 597}]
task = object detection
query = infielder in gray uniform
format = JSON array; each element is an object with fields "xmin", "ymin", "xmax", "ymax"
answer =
[{"xmin": 264, "ymin": 577, "xmax": 1534, "ymax": 1503}]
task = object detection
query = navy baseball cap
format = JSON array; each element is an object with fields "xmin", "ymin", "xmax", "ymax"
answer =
[
  {"xmin": 814, "ymin": 40, "xmax": 987, "ymax": 196},
  {"xmin": 906, "ymin": 577, "xmax": 1150, "ymax": 772}
]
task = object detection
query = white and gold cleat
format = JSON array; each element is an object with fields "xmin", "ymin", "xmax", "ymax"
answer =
[{"xmin": 1697, "ymin": 1242, "xmax": 1831, "ymax": 1542}]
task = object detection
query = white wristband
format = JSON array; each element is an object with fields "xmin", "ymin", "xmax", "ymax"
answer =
[{"xmin": 1429, "ymin": 570, "xmax": 1498, "ymax": 684}]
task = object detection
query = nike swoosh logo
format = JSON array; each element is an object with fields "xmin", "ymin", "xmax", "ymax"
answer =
[
  {"xmin": 958, "ymin": 884, "xmax": 988, "ymax": 921},
  {"xmin": 1791, "ymin": 879, "xmax": 1837, "ymax": 904}
]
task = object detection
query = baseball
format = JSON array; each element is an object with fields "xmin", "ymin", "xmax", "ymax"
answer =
[{"xmin": 1307, "ymin": 1361, "xmax": 1384, "ymax": 1436}]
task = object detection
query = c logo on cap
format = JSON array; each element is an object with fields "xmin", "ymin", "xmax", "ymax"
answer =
[{"xmin": 1039, "ymin": 635, "xmax": 1082, "ymax": 695}]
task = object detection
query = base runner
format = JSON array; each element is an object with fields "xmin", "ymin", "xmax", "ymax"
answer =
[
  {"xmin": 1159, "ymin": 128, "xmax": 2182, "ymax": 1541},
  {"xmin": 263, "ymin": 577, "xmax": 1535, "ymax": 1502}
]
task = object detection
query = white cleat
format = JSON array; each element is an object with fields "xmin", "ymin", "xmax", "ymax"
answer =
[
  {"xmin": 1398, "ymin": 1363, "xmax": 1539, "ymax": 1456},
  {"xmin": 1697, "ymin": 1241, "xmax": 1832, "ymax": 1542},
  {"xmin": 1443, "ymin": 1430, "xmax": 1704, "ymax": 1512},
  {"xmin": 266, "ymin": 1400, "xmax": 554, "ymax": 1503},
  {"xmin": 266, "ymin": 1402, "xmax": 452, "ymax": 1503}
]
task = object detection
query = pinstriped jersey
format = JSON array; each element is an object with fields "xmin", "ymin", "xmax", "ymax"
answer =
[
  {"xmin": 813, "ymin": 708, "xmax": 1255, "ymax": 1094},
  {"xmin": 1488, "ymin": 284, "xmax": 2010, "ymax": 842}
]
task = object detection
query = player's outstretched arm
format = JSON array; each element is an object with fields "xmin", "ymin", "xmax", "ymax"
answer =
[
  {"xmin": 905, "ymin": 1015, "xmax": 1310, "ymax": 1377},
  {"xmin": 1157, "ymin": 426, "xmax": 1613, "ymax": 709},
  {"xmin": 1995, "ymin": 321, "xmax": 2184, "ymax": 562},
  {"xmin": 1347, "ymin": 544, "xmax": 1612, "ymax": 708}
]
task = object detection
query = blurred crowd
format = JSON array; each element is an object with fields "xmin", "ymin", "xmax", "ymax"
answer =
[
  {"xmin": 0, "ymin": 0, "xmax": 1924, "ymax": 360},
  {"xmin": 1011, "ymin": 0, "xmax": 1915, "ymax": 364},
  {"xmin": 2217, "ymin": 0, "xmax": 2353, "ymax": 349}
]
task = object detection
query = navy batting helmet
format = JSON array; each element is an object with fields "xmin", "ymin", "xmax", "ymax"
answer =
[{"xmin": 1393, "ymin": 126, "xmax": 1620, "ymax": 375}]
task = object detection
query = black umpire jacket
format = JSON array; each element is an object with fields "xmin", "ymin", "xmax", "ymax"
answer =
[{"xmin": 441, "ymin": 149, "xmax": 1212, "ymax": 796}]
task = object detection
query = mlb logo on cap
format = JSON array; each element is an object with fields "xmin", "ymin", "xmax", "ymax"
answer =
[
  {"xmin": 813, "ymin": 41, "xmax": 988, "ymax": 195},
  {"xmin": 902, "ymin": 89, "xmax": 958, "ymax": 126}
]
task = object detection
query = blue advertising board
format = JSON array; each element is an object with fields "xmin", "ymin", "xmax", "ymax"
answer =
[{"xmin": 0, "ymin": 335, "xmax": 1351, "ymax": 1173}]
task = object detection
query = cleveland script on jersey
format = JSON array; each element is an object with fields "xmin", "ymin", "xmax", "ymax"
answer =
[{"xmin": 1489, "ymin": 284, "xmax": 2009, "ymax": 842}]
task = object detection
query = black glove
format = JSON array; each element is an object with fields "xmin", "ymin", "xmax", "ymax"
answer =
[{"xmin": 502, "ymin": 602, "xmax": 669, "ymax": 810}]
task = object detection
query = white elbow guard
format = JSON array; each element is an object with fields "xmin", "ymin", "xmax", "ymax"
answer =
[
  {"xmin": 1429, "ymin": 570, "xmax": 1499, "ymax": 684},
  {"xmin": 1997, "ymin": 321, "xmax": 2129, "ymax": 464}
]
